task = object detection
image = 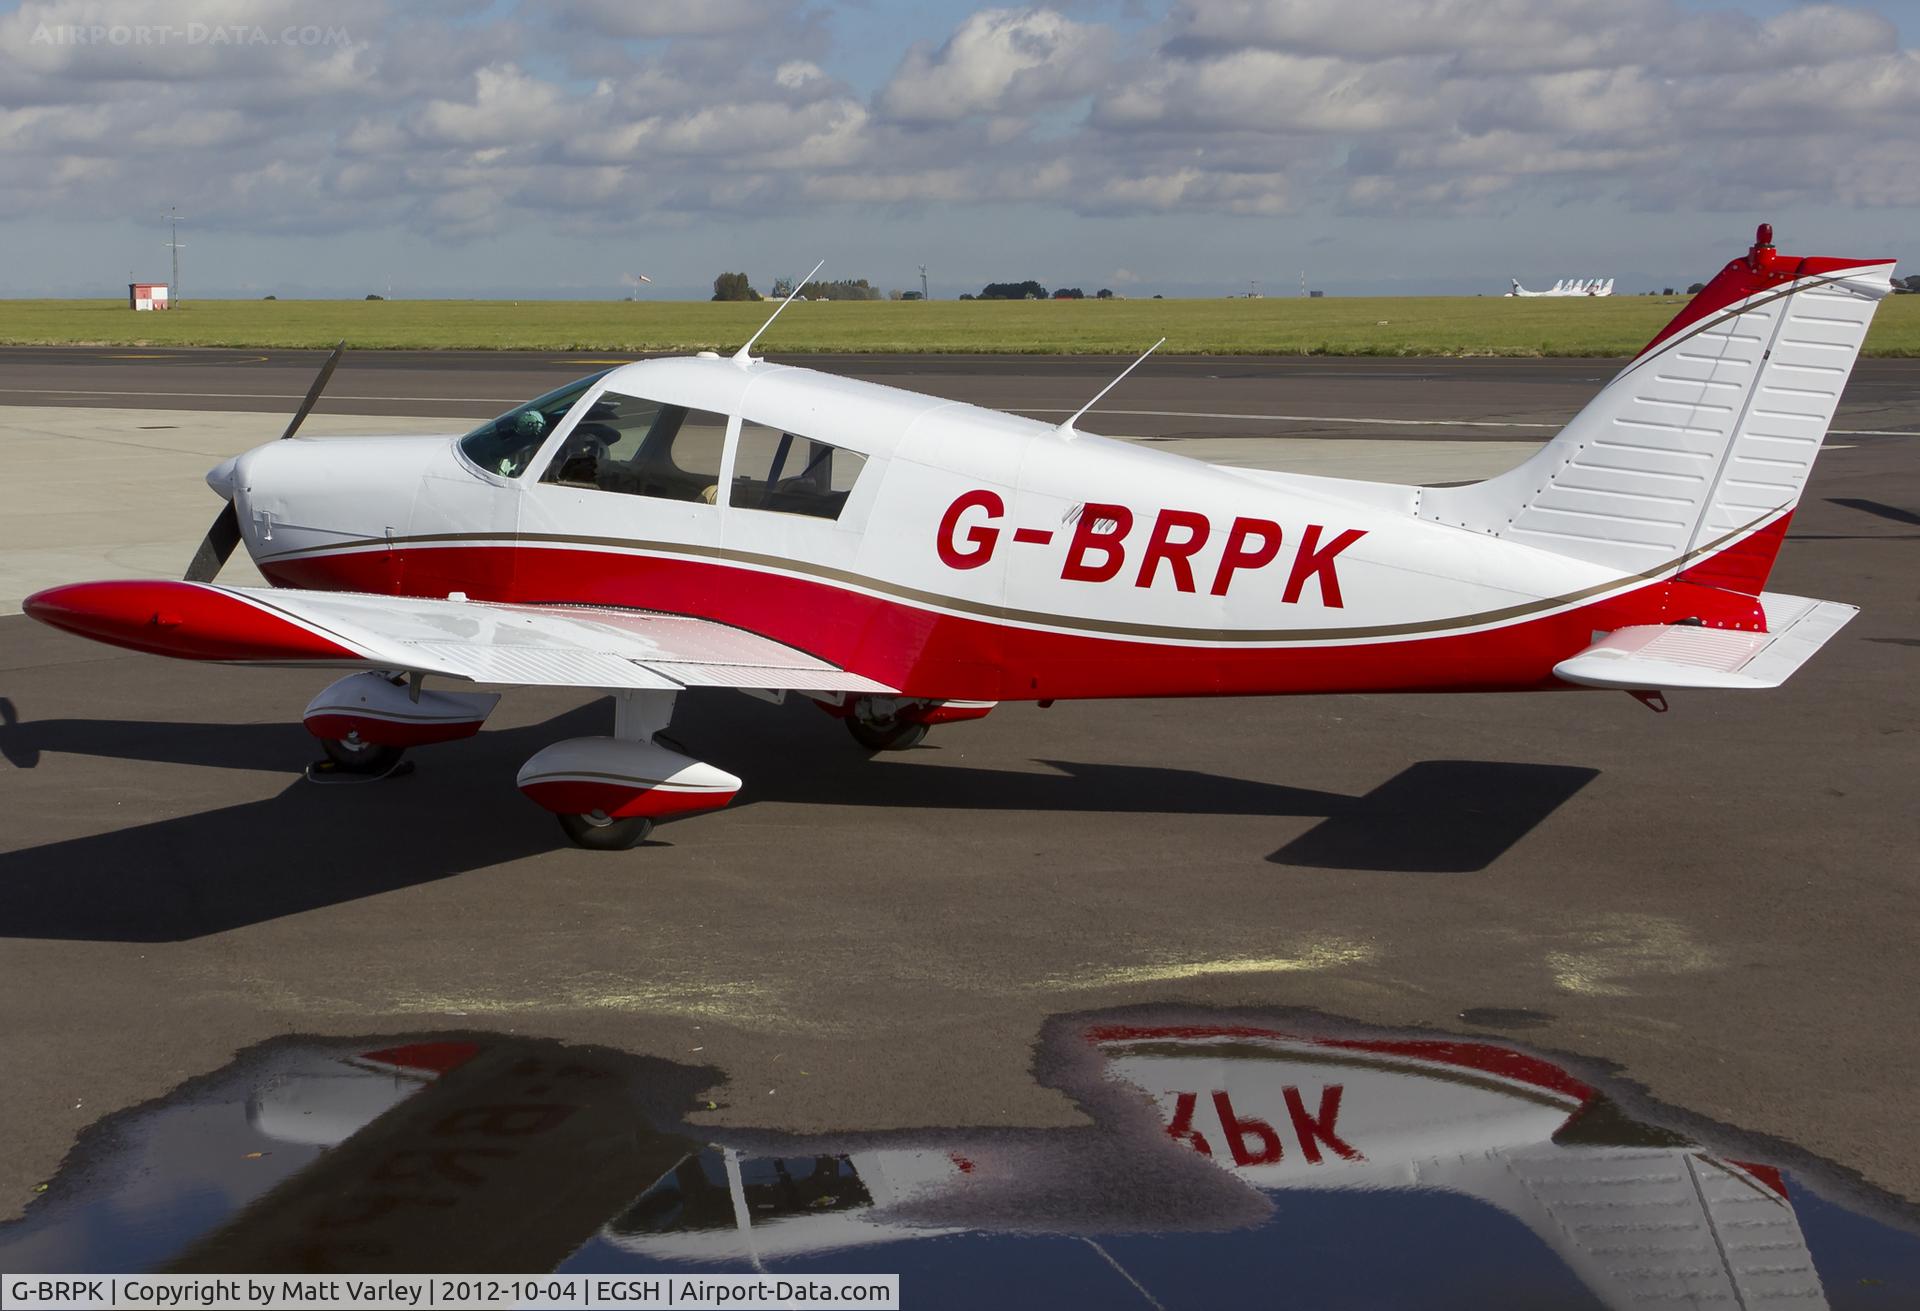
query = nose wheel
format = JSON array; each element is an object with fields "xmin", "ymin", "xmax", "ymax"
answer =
[{"xmin": 556, "ymin": 811, "xmax": 655, "ymax": 851}]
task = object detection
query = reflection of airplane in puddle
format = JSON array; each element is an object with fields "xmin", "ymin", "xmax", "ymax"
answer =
[
  {"xmin": 1094, "ymin": 1026, "xmax": 1822, "ymax": 1307},
  {"xmin": 600, "ymin": 1026, "xmax": 1828, "ymax": 1307},
  {"xmin": 8, "ymin": 1023, "xmax": 1913, "ymax": 1305}
]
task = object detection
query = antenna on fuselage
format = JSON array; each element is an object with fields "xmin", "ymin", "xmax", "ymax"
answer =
[
  {"xmin": 1057, "ymin": 337, "xmax": 1166, "ymax": 440},
  {"xmin": 734, "ymin": 258, "xmax": 826, "ymax": 362}
]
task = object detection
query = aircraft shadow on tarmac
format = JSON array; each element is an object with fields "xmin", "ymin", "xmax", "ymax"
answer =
[
  {"xmin": 1785, "ymin": 496, "xmax": 1920, "ymax": 542},
  {"xmin": 1826, "ymin": 496, "xmax": 1920, "ymax": 527},
  {"xmin": 0, "ymin": 694, "xmax": 1596, "ymax": 942}
]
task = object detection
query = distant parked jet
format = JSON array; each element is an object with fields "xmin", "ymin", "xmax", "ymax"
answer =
[{"xmin": 1509, "ymin": 277, "xmax": 1614, "ymax": 297}]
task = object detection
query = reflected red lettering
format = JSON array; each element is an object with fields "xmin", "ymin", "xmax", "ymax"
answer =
[
  {"xmin": 1212, "ymin": 1090, "xmax": 1282, "ymax": 1166},
  {"xmin": 1165, "ymin": 1091, "xmax": 1212, "ymax": 1156},
  {"xmin": 1284, "ymin": 1085, "xmax": 1360, "ymax": 1163}
]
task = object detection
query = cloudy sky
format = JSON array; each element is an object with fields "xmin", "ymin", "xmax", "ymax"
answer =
[{"xmin": 3, "ymin": 0, "xmax": 1917, "ymax": 298}]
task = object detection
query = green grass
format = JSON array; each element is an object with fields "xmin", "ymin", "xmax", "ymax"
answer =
[{"xmin": 5, "ymin": 294, "xmax": 1920, "ymax": 356}]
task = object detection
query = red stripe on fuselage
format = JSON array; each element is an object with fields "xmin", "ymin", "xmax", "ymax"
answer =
[
  {"xmin": 1086, "ymin": 1024, "xmax": 1596, "ymax": 1104},
  {"xmin": 262, "ymin": 542, "xmax": 1675, "ymax": 701}
]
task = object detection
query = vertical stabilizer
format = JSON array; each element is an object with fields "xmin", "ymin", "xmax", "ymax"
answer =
[{"xmin": 1418, "ymin": 226, "xmax": 1893, "ymax": 584}]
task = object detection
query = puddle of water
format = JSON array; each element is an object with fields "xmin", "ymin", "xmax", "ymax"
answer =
[{"xmin": 3, "ymin": 1016, "xmax": 1916, "ymax": 1310}]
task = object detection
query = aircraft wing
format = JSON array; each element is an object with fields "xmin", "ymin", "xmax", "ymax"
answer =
[{"xmin": 23, "ymin": 580, "xmax": 898, "ymax": 695}]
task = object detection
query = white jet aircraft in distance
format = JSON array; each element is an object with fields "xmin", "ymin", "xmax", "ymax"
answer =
[
  {"xmin": 24, "ymin": 226, "xmax": 1894, "ymax": 848},
  {"xmin": 1508, "ymin": 277, "xmax": 1614, "ymax": 297}
]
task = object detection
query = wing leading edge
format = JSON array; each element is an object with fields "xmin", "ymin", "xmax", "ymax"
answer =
[{"xmin": 22, "ymin": 580, "xmax": 897, "ymax": 695}]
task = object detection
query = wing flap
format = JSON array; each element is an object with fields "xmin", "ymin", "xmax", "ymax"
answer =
[
  {"xmin": 1553, "ymin": 590, "xmax": 1856, "ymax": 690},
  {"xmin": 396, "ymin": 641, "xmax": 685, "ymax": 690}
]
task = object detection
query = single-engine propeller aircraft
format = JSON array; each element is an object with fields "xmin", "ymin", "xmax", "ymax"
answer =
[{"xmin": 24, "ymin": 226, "xmax": 1895, "ymax": 848}]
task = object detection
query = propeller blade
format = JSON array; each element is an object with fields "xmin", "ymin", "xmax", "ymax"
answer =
[
  {"xmin": 184, "ymin": 501, "xmax": 242, "ymax": 583},
  {"xmin": 183, "ymin": 342, "xmax": 340, "ymax": 581},
  {"xmin": 279, "ymin": 339, "xmax": 345, "ymax": 442}
]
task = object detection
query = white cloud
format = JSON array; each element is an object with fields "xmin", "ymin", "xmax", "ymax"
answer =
[
  {"xmin": 1, "ymin": 0, "xmax": 1917, "ymax": 248},
  {"xmin": 1095, "ymin": 0, "xmax": 1920, "ymax": 214},
  {"xmin": 775, "ymin": 60, "xmax": 824, "ymax": 89},
  {"xmin": 878, "ymin": 7, "xmax": 1111, "ymax": 122},
  {"xmin": 536, "ymin": 0, "xmax": 800, "ymax": 40},
  {"xmin": 414, "ymin": 63, "xmax": 575, "ymax": 147}
]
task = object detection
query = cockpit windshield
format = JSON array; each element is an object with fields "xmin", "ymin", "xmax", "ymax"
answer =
[{"xmin": 457, "ymin": 369, "xmax": 612, "ymax": 478}]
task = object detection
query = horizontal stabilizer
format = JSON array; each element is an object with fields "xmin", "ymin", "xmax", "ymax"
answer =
[{"xmin": 1553, "ymin": 591, "xmax": 1856, "ymax": 690}]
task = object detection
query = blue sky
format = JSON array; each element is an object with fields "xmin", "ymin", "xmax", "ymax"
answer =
[{"xmin": 2, "ymin": 0, "xmax": 1917, "ymax": 299}]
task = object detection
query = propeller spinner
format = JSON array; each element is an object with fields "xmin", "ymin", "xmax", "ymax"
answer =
[{"xmin": 185, "ymin": 340, "xmax": 344, "ymax": 583}]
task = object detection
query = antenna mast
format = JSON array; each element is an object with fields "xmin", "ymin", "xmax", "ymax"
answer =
[
  {"xmin": 163, "ymin": 207, "xmax": 185, "ymax": 304},
  {"xmin": 735, "ymin": 258, "xmax": 826, "ymax": 361},
  {"xmin": 1059, "ymin": 338, "xmax": 1166, "ymax": 438}
]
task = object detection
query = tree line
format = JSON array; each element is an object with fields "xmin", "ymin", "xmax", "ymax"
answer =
[
  {"xmin": 961, "ymin": 282, "xmax": 1115, "ymax": 300},
  {"xmin": 715, "ymin": 272, "xmax": 1126, "ymax": 302},
  {"xmin": 713, "ymin": 273, "xmax": 899, "ymax": 301}
]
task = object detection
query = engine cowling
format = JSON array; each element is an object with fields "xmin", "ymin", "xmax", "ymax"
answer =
[{"xmin": 516, "ymin": 737, "xmax": 741, "ymax": 821}]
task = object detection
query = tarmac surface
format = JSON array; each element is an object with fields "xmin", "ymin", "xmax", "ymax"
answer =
[
  {"xmin": 6, "ymin": 342, "xmax": 1919, "ymax": 438},
  {"xmin": 1, "ymin": 347, "xmax": 1917, "ymax": 1280}
]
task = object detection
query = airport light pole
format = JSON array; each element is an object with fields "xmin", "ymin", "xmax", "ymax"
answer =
[{"xmin": 163, "ymin": 207, "xmax": 185, "ymax": 305}]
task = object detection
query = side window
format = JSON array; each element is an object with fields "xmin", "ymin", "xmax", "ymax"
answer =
[
  {"xmin": 539, "ymin": 392, "xmax": 728, "ymax": 504},
  {"xmin": 729, "ymin": 420, "xmax": 867, "ymax": 521}
]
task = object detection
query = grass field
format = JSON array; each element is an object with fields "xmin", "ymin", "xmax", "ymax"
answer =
[{"xmin": 5, "ymin": 293, "xmax": 1920, "ymax": 356}]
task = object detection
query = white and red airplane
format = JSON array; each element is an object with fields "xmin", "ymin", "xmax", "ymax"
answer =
[
  {"xmin": 23, "ymin": 226, "xmax": 1894, "ymax": 848},
  {"xmin": 595, "ymin": 1023, "xmax": 1835, "ymax": 1307}
]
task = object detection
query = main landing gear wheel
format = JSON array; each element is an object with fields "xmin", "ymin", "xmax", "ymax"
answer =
[
  {"xmin": 319, "ymin": 735, "xmax": 407, "ymax": 776},
  {"xmin": 845, "ymin": 711, "xmax": 928, "ymax": 752},
  {"xmin": 557, "ymin": 811, "xmax": 655, "ymax": 851}
]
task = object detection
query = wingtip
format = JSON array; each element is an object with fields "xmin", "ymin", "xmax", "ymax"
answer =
[{"xmin": 20, "ymin": 579, "xmax": 357, "ymax": 662}]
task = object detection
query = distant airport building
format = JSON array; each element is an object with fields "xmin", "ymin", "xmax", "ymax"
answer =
[{"xmin": 128, "ymin": 282, "xmax": 171, "ymax": 310}]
